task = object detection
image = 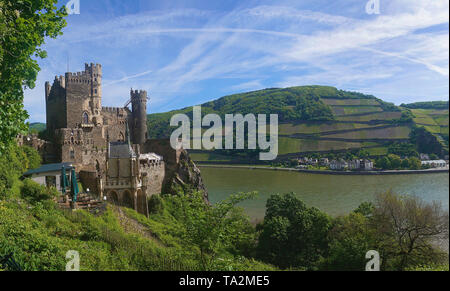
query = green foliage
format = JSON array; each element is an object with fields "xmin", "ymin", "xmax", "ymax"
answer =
[
  {"xmin": 21, "ymin": 178, "xmax": 58, "ymax": 202},
  {"xmin": 370, "ymin": 191, "xmax": 449, "ymax": 271},
  {"xmin": 353, "ymin": 202, "xmax": 374, "ymax": 218},
  {"xmin": 321, "ymin": 213, "xmax": 375, "ymax": 271},
  {"xmin": 388, "ymin": 142, "xmax": 418, "ymax": 158},
  {"xmin": 0, "ymin": 0, "xmax": 67, "ymax": 153},
  {"xmin": 148, "ymin": 86, "xmax": 339, "ymax": 139},
  {"xmin": 376, "ymin": 153, "xmax": 422, "ymax": 170},
  {"xmin": 148, "ymin": 194, "xmax": 164, "ymax": 214},
  {"xmin": 410, "ymin": 126, "xmax": 444, "ymax": 156},
  {"xmin": 257, "ymin": 192, "xmax": 331, "ymax": 269},
  {"xmin": 21, "ymin": 145, "xmax": 42, "ymax": 170},
  {"xmin": 0, "ymin": 143, "xmax": 40, "ymax": 198},
  {"xmin": 407, "ymin": 264, "xmax": 449, "ymax": 271},
  {"xmin": 375, "ymin": 156, "xmax": 391, "ymax": 170},
  {"xmin": 387, "ymin": 154, "xmax": 402, "ymax": 169},
  {"xmin": 401, "ymin": 101, "xmax": 449, "ymax": 110},
  {"xmin": 28, "ymin": 122, "xmax": 46, "ymax": 134},
  {"xmin": 179, "ymin": 191, "xmax": 258, "ymax": 270}
]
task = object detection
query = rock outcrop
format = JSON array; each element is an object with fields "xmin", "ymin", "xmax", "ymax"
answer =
[{"xmin": 142, "ymin": 139, "xmax": 209, "ymax": 201}]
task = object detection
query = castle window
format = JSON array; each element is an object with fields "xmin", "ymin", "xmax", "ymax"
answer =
[
  {"xmin": 70, "ymin": 149, "xmax": 75, "ymax": 160},
  {"xmin": 82, "ymin": 112, "xmax": 89, "ymax": 124},
  {"xmin": 94, "ymin": 89, "xmax": 98, "ymax": 94}
]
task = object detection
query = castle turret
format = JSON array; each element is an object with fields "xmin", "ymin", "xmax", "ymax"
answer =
[{"xmin": 130, "ymin": 89, "xmax": 148, "ymax": 145}]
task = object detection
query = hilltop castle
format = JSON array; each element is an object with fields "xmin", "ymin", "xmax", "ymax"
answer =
[
  {"xmin": 20, "ymin": 63, "xmax": 207, "ymax": 216},
  {"xmin": 45, "ymin": 63, "xmax": 148, "ymax": 164}
]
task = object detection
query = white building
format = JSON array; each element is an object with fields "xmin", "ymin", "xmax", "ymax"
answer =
[
  {"xmin": 22, "ymin": 162, "xmax": 74, "ymax": 191},
  {"xmin": 330, "ymin": 159, "xmax": 348, "ymax": 170},
  {"xmin": 421, "ymin": 160, "xmax": 447, "ymax": 168}
]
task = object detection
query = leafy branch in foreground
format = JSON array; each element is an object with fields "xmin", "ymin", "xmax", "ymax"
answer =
[{"xmin": 0, "ymin": 0, "xmax": 67, "ymax": 154}]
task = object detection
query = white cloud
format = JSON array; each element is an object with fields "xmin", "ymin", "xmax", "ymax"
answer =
[{"xmin": 25, "ymin": 1, "xmax": 449, "ymax": 122}]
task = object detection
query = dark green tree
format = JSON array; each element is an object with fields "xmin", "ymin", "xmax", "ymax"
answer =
[
  {"xmin": 257, "ymin": 192, "xmax": 331, "ymax": 269},
  {"xmin": 388, "ymin": 154, "xmax": 402, "ymax": 169},
  {"xmin": 407, "ymin": 157, "xmax": 421, "ymax": 170}
]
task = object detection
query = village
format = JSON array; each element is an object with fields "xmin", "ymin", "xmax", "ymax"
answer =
[{"xmin": 286, "ymin": 153, "xmax": 449, "ymax": 172}]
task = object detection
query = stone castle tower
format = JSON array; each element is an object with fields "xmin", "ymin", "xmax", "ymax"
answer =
[
  {"xmin": 44, "ymin": 63, "xmax": 149, "ymax": 168},
  {"xmin": 130, "ymin": 89, "xmax": 148, "ymax": 145}
]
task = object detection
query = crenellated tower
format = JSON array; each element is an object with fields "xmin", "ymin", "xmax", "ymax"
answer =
[
  {"xmin": 45, "ymin": 63, "xmax": 104, "ymax": 132},
  {"xmin": 130, "ymin": 89, "xmax": 148, "ymax": 145}
]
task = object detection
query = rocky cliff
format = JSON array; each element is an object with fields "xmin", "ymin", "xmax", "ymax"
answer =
[{"xmin": 142, "ymin": 139, "xmax": 209, "ymax": 201}]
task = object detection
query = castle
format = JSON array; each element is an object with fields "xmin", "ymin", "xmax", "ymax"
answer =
[{"xmin": 21, "ymin": 63, "xmax": 208, "ymax": 216}]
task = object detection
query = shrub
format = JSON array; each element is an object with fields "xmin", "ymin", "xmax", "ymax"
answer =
[
  {"xmin": 148, "ymin": 194, "xmax": 164, "ymax": 214},
  {"xmin": 21, "ymin": 179, "xmax": 58, "ymax": 202}
]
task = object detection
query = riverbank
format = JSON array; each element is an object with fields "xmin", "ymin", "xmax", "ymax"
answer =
[{"xmin": 198, "ymin": 164, "xmax": 449, "ymax": 175}]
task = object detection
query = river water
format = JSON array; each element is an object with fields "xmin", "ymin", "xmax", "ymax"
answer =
[{"xmin": 200, "ymin": 167, "xmax": 449, "ymax": 220}]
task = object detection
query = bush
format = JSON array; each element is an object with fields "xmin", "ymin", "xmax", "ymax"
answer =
[
  {"xmin": 148, "ymin": 194, "xmax": 164, "ymax": 214},
  {"xmin": 21, "ymin": 145, "xmax": 42, "ymax": 170},
  {"xmin": 21, "ymin": 179, "xmax": 58, "ymax": 202}
]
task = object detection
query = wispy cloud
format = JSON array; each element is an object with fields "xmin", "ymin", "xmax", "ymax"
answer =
[{"xmin": 24, "ymin": 0, "xmax": 449, "ymax": 122}]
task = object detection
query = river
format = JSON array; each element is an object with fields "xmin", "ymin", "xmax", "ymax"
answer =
[{"xmin": 199, "ymin": 167, "xmax": 449, "ymax": 220}]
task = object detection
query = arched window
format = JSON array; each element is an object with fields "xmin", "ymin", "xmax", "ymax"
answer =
[{"xmin": 82, "ymin": 112, "xmax": 89, "ymax": 124}]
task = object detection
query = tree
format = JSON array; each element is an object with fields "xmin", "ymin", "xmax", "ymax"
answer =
[
  {"xmin": 180, "ymin": 191, "xmax": 257, "ymax": 270},
  {"xmin": 407, "ymin": 157, "xmax": 421, "ymax": 170},
  {"xmin": 257, "ymin": 193, "xmax": 331, "ymax": 269},
  {"xmin": 375, "ymin": 156, "xmax": 391, "ymax": 170},
  {"xmin": 370, "ymin": 191, "xmax": 449, "ymax": 270},
  {"xmin": 357, "ymin": 149, "xmax": 370, "ymax": 159},
  {"xmin": 401, "ymin": 158, "xmax": 410, "ymax": 169},
  {"xmin": 387, "ymin": 154, "xmax": 402, "ymax": 169},
  {"xmin": 322, "ymin": 212, "xmax": 376, "ymax": 271},
  {"xmin": 353, "ymin": 202, "xmax": 374, "ymax": 218},
  {"xmin": 429, "ymin": 153, "xmax": 439, "ymax": 160},
  {"xmin": 0, "ymin": 0, "xmax": 67, "ymax": 153}
]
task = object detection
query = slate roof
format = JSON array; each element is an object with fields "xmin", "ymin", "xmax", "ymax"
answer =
[{"xmin": 23, "ymin": 162, "xmax": 74, "ymax": 177}]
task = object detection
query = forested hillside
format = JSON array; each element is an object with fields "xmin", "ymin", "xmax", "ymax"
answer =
[{"xmin": 146, "ymin": 86, "xmax": 448, "ymax": 162}]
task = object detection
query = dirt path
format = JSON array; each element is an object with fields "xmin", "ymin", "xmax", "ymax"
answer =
[{"xmin": 113, "ymin": 206, "xmax": 165, "ymax": 247}]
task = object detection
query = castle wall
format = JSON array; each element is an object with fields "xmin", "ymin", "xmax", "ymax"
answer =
[
  {"xmin": 79, "ymin": 170, "xmax": 99, "ymax": 195},
  {"xmin": 141, "ymin": 162, "xmax": 165, "ymax": 195},
  {"xmin": 46, "ymin": 78, "xmax": 67, "ymax": 132},
  {"xmin": 101, "ymin": 107, "xmax": 129, "ymax": 142}
]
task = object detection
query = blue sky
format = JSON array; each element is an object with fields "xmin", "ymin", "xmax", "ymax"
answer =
[{"xmin": 25, "ymin": 0, "xmax": 449, "ymax": 122}]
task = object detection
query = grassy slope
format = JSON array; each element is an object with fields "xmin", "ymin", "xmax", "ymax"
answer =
[{"xmin": 0, "ymin": 197, "xmax": 275, "ymax": 271}]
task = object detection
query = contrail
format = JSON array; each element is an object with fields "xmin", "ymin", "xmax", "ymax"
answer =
[{"xmin": 103, "ymin": 70, "xmax": 153, "ymax": 87}]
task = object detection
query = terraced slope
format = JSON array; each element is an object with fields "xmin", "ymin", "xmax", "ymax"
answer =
[
  {"xmin": 147, "ymin": 86, "xmax": 423, "ymax": 162},
  {"xmin": 407, "ymin": 108, "xmax": 449, "ymax": 152}
]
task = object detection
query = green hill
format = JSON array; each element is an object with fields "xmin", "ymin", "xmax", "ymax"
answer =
[
  {"xmin": 147, "ymin": 86, "xmax": 450, "ymax": 162},
  {"xmin": 28, "ymin": 122, "xmax": 46, "ymax": 134}
]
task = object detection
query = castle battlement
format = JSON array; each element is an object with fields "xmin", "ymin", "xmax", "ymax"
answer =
[{"xmin": 102, "ymin": 106, "xmax": 126, "ymax": 113}]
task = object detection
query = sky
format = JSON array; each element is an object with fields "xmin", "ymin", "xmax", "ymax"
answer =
[{"xmin": 24, "ymin": 0, "xmax": 449, "ymax": 123}]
